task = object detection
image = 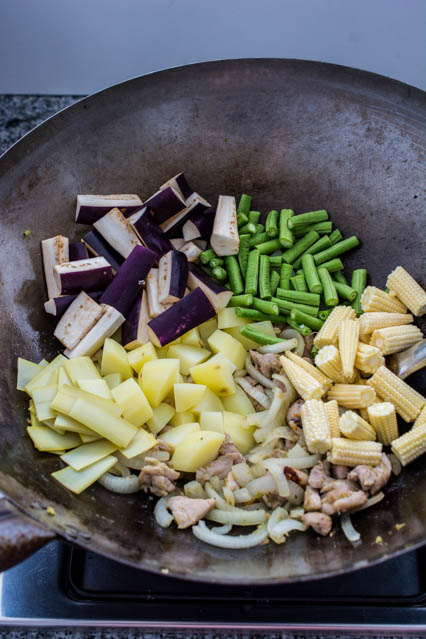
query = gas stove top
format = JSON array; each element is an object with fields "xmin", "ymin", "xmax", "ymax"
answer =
[{"xmin": 1, "ymin": 541, "xmax": 426, "ymax": 633}]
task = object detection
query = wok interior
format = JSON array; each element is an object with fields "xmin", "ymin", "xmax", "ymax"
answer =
[{"xmin": 0, "ymin": 59, "xmax": 425, "ymax": 583}]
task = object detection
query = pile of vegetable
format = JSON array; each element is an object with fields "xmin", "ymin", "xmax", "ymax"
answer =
[{"xmin": 16, "ymin": 174, "xmax": 426, "ymax": 549}]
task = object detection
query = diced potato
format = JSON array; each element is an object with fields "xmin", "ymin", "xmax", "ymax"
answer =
[
  {"xmin": 169, "ymin": 411, "xmax": 196, "ymax": 426},
  {"xmin": 54, "ymin": 384, "xmax": 123, "ymax": 417},
  {"xmin": 160, "ymin": 421, "xmax": 200, "ymax": 449},
  {"xmin": 198, "ymin": 317, "xmax": 218, "ymax": 347},
  {"xmin": 167, "ymin": 344, "xmax": 211, "ymax": 376},
  {"xmin": 111, "ymin": 378, "xmax": 153, "ymax": 426},
  {"xmin": 199, "ymin": 411, "xmax": 224, "ymax": 433},
  {"xmin": 69, "ymin": 398, "xmax": 138, "ymax": 448},
  {"xmin": 120, "ymin": 428, "xmax": 157, "ymax": 458},
  {"xmin": 174, "ymin": 383, "xmax": 206, "ymax": 412},
  {"xmin": 77, "ymin": 379, "xmax": 112, "ymax": 400},
  {"xmin": 80, "ymin": 433, "xmax": 102, "ymax": 443},
  {"xmin": 32, "ymin": 384, "xmax": 57, "ymax": 422},
  {"xmin": 181, "ymin": 327, "xmax": 203, "ymax": 348},
  {"xmin": 190, "ymin": 353, "xmax": 236, "ymax": 397},
  {"xmin": 147, "ymin": 403, "xmax": 176, "ymax": 435},
  {"xmin": 54, "ymin": 414, "xmax": 95, "ymax": 436},
  {"xmin": 17, "ymin": 358, "xmax": 42, "ymax": 391},
  {"xmin": 27, "ymin": 425, "xmax": 81, "ymax": 452},
  {"xmin": 175, "ymin": 372, "xmax": 185, "ymax": 384},
  {"xmin": 192, "ymin": 388, "xmax": 223, "ymax": 415},
  {"xmin": 225, "ymin": 320, "xmax": 275, "ymax": 350},
  {"xmin": 156, "ymin": 347, "xmax": 170, "ymax": 359},
  {"xmin": 217, "ymin": 308, "xmax": 251, "ymax": 330},
  {"xmin": 223, "ymin": 411, "xmax": 256, "ymax": 455},
  {"xmin": 127, "ymin": 342, "xmax": 158, "ymax": 374},
  {"xmin": 208, "ymin": 329, "xmax": 246, "ymax": 370},
  {"xmin": 60, "ymin": 439, "xmax": 117, "ymax": 470},
  {"xmin": 140, "ymin": 359, "xmax": 180, "ymax": 408},
  {"xmin": 170, "ymin": 431, "xmax": 225, "ymax": 472},
  {"xmin": 101, "ymin": 338, "xmax": 132, "ymax": 380},
  {"xmin": 221, "ymin": 385, "xmax": 255, "ymax": 415},
  {"xmin": 57, "ymin": 366, "xmax": 72, "ymax": 388},
  {"xmin": 51, "ymin": 455, "xmax": 117, "ymax": 494},
  {"xmin": 103, "ymin": 372, "xmax": 122, "ymax": 390},
  {"xmin": 65, "ymin": 357, "xmax": 101, "ymax": 385},
  {"xmin": 25, "ymin": 354, "xmax": 67, "ymax": 396}
]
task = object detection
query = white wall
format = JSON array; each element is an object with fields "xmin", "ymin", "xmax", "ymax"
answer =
[{"xmin": 0, "ymin": 0, "xmax": 425, "ymax": 94}]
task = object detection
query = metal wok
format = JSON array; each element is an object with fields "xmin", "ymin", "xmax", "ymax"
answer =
[{"xmin": 0, "ymin": 59, "xmax": 425, "ymax": 584}]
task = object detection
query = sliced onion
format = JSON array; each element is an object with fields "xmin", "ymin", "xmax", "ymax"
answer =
[
  {"xmin": 287, "ymin": 479, "xmax": 305, "ymax": 505},
  {"xmin": 233, "ymin": 487, "xmax": 252, "ymax": 503},
  {"xmin": 206, "ymin": 507, "xmax": 267, "ymax": 526},
  {"xmin": 244, "ymin": 411, "xmax": 268, "ymax": 427},
  {"xmin": 232, "ymin": 462, "xmax": 253, "ymax": 487},
  {"xmin": 287, "ymin": 443, "xmax": 309, "ymax": 458},
  {"xmin": 223, "ymin": 485, "xmax": 235, "ymax": 507},
  {"xmin": 267, "ymin": 506, "xmax": 288, "ymax": 543},
  {"xmin": 234, "ymin": 368, "xmax": 248, "ymax": 378},
  {"xmin": 109, "ymin": 462, "xmax": 131, "ymax": 477},
  {"xmin": 259, "ymin": 386, "xmax": 286, "ymax": 428},
  {"xmin": 388, "ymin": 453, "xmax": 402, "ymax": 476},
  {"xmin": 262, "ymin": 459, "xmax": 290, "ymax": 497},
  {"xmin": 98, "ymin": 472, "xmax": 139, "ymax": 494},
  {"xmin": 184, "ymin": 480, "xmax": 207, "ymax": 499},
  {"xmin": 280, "ymin": 329, "xmax": 304, "ymax": 356},
  {"xmin": 209, "ymin": 475, "xmax": 223, "ymax": 492},
  {"xmin": 211, "ymin": 524, "xmax": 232, "ymax": 535},
  {"xmin": 341, "ymin": 513, "xmax": 361, "ymax": 543},
  {"xmin": 245, "ymin": 473, "xmax": 277, "ymax": 498},
  {"xmin": 268, "ymin": 518, "xmax": 307, "ymax": 544},
  {"xmin": 245, "ymin": 355, "xmax": 275, "ymax": 388},
  {"xmin": 353, "ymin": 491, "xmax": 385, "ymax": 512},
  {"xmin": 193, "ymin": 520, "xmax": 268, "ymax": 549},
  {"xmin": 289, "ymin": 507, "xmax": 305, "ymax": 520},
  {"xmin": 258, "ymin": 338, "xmax": 298, "ymax": 354},
  {"xmin": 154, "ymin": 497, "xmax": 174, "ymax": 528},
  {"xmin": 236, "ymin": 377, "xmax": 271, "ymax": 408},
  {"xmin": 204, "ymin": 482, "xmax": 235, "ymax": 510},
  {"xmin": 266, "ymin": 454, "xmax": 320, "ymax": 470}
]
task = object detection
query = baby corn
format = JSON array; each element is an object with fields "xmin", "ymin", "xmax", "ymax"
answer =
[
  {"xmin": 315, "ymin": 345, "xmax": 346, "ymax": 383},
  {"xmin": 280, "ymin": 356, "xmax": 324, "ymax": 400},
  {"xmin": 367, "ymin": 366, "xmax": 425, "ymax": 422},
  {"xmin": 413, "ymin": 406, "xmax": 426, "ymax": 430},
  {"xmin": 361, "ymin": 286, "xmax": 407, "ymax": 314},
  {"xmin": 367, "ymin": 402, "xmax": 398, "ymax": 445},
  {"xmin": 359, "ymin": 312, "xmax": 413, "ymax": 336},
  {"xmin": 370, "ymin": 324, "xmax": 423, "ymax": 355},
  {"xmin": 338, "ymin": 318, "xmax": 359, "ymax": 380},
  {"xmin": 314, "ymin": 306, "xmax": 356, "ymax": 349},
  {"xmin": 355, "ymin": 342, "xmax": 384, "ymax": 375},
  {"xmin": 285, "ymin": 350, "xmax": 332, "ymax": 390},
  {"xmin": 300, "ymin": 399, "xmax": 331, "ymax": 454},
  {"xmin": 325, "ymin": 399, "xmax": 340, "ymax": 438},
  {"xmin": 339, "ymin": 411, "xmax": 376, "ymax": 441},
  {"xmin": 391, "ymin": 424, "xmax": 426, "ymax": 466},
  {"xmin": 330, "ymin": 437, "xmax": 382, "ymax": 466},
  {"xmin": 328, "ymin": 384, "xmax": 376, "ymax": 409},
  {"xmin": 386, "ymin": 266, "xmax": 426, "ymax": 316}
]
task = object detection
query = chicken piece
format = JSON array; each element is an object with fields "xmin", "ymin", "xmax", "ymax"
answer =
[
  {"xmin": 348, "ymin": 454, "xmax": 391, "ymax": 495},
  {"xmin": 322, "ymin": 490, "xmax": 367, "ymax": 515},
  {"xmin": 139, "ymin": 457, "xmax": 180, "ymax": 497},
  {"xmin": 219, "ymin": 434, "xmax": 245, "ymax": 463},
  {"xmin": 303, "ymin": 512, "xmax": 333, "ymax": 536},
  {"xmin": 347, "ymin": 465, "xmax": 377, "ymax": 491},
  {"xmin": 304, "ymin": 485, "xmax": 322, "ymax": 511},
  {"xmin": 196, "ymin": 453, "xmax": 236, "ymax": 484},
  {"xmin": 225, "ymin": 470, "xmax": 239, "ymax": 492},
  {"xmin": 263, "ymin": 492, "xmax": 286, "ymax": 509},
  {"xmin": 308, "ymin": 461, "xmax": 329, "ymax": 489},
  {"xmin": 331, "ymin": 464, "xmax": 349, "ymax": 479},
  {"xmin": 157, "ymin": 439, "xmax": 173, "ymax": 454},
  {"xmin": 168, "ymin": 496, "xmax": 215, "ymax": 529},
  {"xmin": 321, "ymin": 479, "xmax": 358, "ymax": 497},
  {"xmin": 250, "ymin": 350, "xmax": 281, "ymax": 378},
  {"xmin": 286, "ymin": 399, "xmax": 304, "ymax": 432},
  {"xmin": 284, "ymin": 466, "xmax": 309, "ymax": 486}
]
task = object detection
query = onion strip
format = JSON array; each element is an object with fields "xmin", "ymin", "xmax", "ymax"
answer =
[
  {"xmin": 212, "ymin": 524, "xmax": 232, "ymax": 535},
  {"xmin": 268, "ymin": 518, "xmax": 307, "ymax": 544},
  {"xmin": 98, "ymin": 471, "xmax": 139, "ymax": 494},
  {"xmin": 236, "ymin": 378, "xmax": 271, "ymax": 409},
  {"xmin": 154, "ymin": 496, "xmax": 174, "ymax": 528},
  {"xmin": 245, "ymin": 355, "xmax": 275, "ymax": 388},
  {"xmin": 341, "ymin": 513, "xmax": 361, "ymax": 543},
  {"xmin": 353, "ymin": 491, "xmax": 385, "ymax": 512},
  {"xmin": 206, "ymin": 507, "xmax": 267, "ymax": 526},
  {"xmin": 280, "ymin": 328, "xmax": 305, "ymax": 356},
  {"xmin": 192, "ymin": 520, "xmax": 268, "ymax": 549},
  {"xmin": 388, "ymin": 453, "xmax": 402, "ymax": 476},
  {"xmin": 258, "ymin": 338, "xmax": 298, "ymax": 354}
]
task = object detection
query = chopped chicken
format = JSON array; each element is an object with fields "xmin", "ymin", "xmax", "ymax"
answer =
[
  {"xmin": 308, "ymin": 461, "xmax": 329, "ymax": 489},
  {"xmin": 303, "ymin": 512, "xmax": 332, "ymax": 536},
  {"xmin": 304, "ymin": 485, "xmax": 322, "ymax": 511},
  {"xmin": 322, "ymin": 490, "xmax": 367, "ymax": 515},
  {"xmin": 321, "ymin": 478, "xmax": 358, "ymax": 496},
  {"xmin": 168, "ymin": 496, "xmax": 215, "ymax": 529},
  {"xmin": 348, "ymin": 454, "xmax": 392, "ymax": 495},
  {"xmin": 250, "ymin": 350, "xmax": 281, "ymax": 378},
  {"xmin": 196, "ymin": 454, "xmax": 236, "ymax": 484},
  {"xmin": 284, "ymin": 466, "xmax": 309, "ymax": 486},
  {"xmin": 225, "ymin": 470, "xmax": 240, "ymax": 492},
  {"xmin": 157, "ymin": 439, "xmax": 173, "ymax": 454},
  {"xmin": 331, "ymin": 464, "xmax": 349, "ymax": 479},
  {"xmin": 263, "ymin": 492, "xmax": 286, "ymax": 509},
  {"xmin": 139, "ymin": 457, "xmax": 180, "ymax": 497},
  {"xmin": 286, "ymin": 399, "xmax": 304, "ymax": 432},
  {"xmin": 219, "ymin": 434, "xmax": 244, "ymax": 462}
]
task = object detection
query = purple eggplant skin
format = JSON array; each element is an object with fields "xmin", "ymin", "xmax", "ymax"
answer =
[
  {"xmin": 82, "ymin": 230, "xmax": 124, "ymax": 273},
  {"xmin": 164, "ymin": 195, "xmax": 210, "ymax": 238},
  {"xmin": 174, "ymin": 173, "xmax": 193, "ymax": 200},
  {"xmin": 184, "ymin": 210, "xmax": 215, "ymax": 240},
  {"xmin": 121, "ymin": 294, "xmax": 142, "ymax": 348},
  {"xmin": 188, "ymin": 262, "xmax": 228, "ymax": 295},
  {"xmin": 58, "ymin": 262, "xmax": 113, "ymax": 295},
  {"xmin": 69, "ymin": 242, "xmax": 89, "ymax": 261},
  {"xmin": 45, "ymin": 291, "xmax": 102, "ymax": 317},
  {"xmin": 161, "ymin": 250, "xmax": 189, "ymax": 301},
  {"xmin": 99, "ymin": 245, "xmax": 157, "ymax": 316},
  {"xmin": 131, "ymin": 208, "xmax": 174, "ymax": 257},
  {"xmin": 148, "ymin": 288, "xmax": 215, "ymax": 347},
  {"xmin": 145, "ymin": 186, "xmax": 186, "ymax": 224}
]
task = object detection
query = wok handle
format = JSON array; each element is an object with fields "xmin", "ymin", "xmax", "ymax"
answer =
[{"xmin": 0, "ymin": 495, "xmax": 56, "ymax": 573}]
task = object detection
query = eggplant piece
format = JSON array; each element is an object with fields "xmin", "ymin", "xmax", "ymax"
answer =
[
  {"xmin": 158, "ymin": 250, "xmax": 188, "ymax": 304},
  {"xmin": 41, "ymin": 235, "xmax": 69, "ymax": 299},
  {"xmin": 148, "ymin": 288, "xmax": 216, "ymax": 347},
  {"xmin": 170, "ymin": 238, "xmax": 186, "ymax": 250},
  {"xmin": 44, "ymin": 291, "xmax": 102, "ymax": 317},
  {"xmin": 144, "ymin": 186, "xmax": 186, "ymax": 224},
  {"xmin": 187, "ymin": 262, "xmax": 233, "ymax": 311},
  {"xmin": 180, "ymin": 241, "xmax": 203, "ymax": 262},
  {"xmin": 53, "ymin": 291, "xmax": 105, "ymax": 350},
  {"xmin": 99, "ymin": 245, "xmax": 157, "ymax": 316},
  {"xmin": 75, "ymin": 194, "xmax": 143, "ymax": 225},
  {"xmin": 69, "ymin": 242, "xmax": 89, "ymax": 261},
  {"xmin": 129, "ymin": 207, "xmax": 173, "ymax": 257},
  {"xmin": 64, "ymin": 304, "xmax": 125, "ymax": 358},
  {"xmin": 182, "ymin": 210, "xmax": 215, "ymax": 242},
  {"xmin": 194, "ymin": 239, "xmax": 208, "ymax": 250},
  {"xmin": 210, "ymin": 195, "xmax": 239, "ymax": 256},
  {"xmin": 93, "ymin": 208, "xmax": 141, "ymax": 258},
  {"xmin": 82, "ymin": 230, "xmax": 124, "ymax": 274},
  {"xmin": 54, "ymin": 257, "xmax": 112, "ymax": 295},
  {"xmin": 122, "ymin": 291, "xmax": 151, "ymax": 350},
  {"xmin": 160, "ymin": 173, "xmax": 194, "ymax": 201},
  {"xmin": 146, "ymin": 268, "xmax": 170, "ymax": 317},
  {"xmin": 161, "ymin": 193, "xmax": 211, "ymax": 238}
]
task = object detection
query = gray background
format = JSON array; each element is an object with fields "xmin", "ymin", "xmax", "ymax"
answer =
[{"xmin": 0, "ymin": 0, "xmax": 425, "ymax": 94}]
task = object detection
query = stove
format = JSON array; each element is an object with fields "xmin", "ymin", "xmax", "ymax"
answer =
[{"xmin": 1, "ymin": 541, "xmax": 425, "ymax": 633}]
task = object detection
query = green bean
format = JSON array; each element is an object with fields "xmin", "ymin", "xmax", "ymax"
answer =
[
  {"xmin": 224, "ymin": 282, "xmax": 231, "ymax": 290},
  {"xmin": 244, "ymin": 249, "xmax": 260, "ymax": 295},
  {"xmin": 334, "ymin": 281, "xmax": 358, "ymax": 302},
  {"xmin": 290, "ymin": 309, "xmax": 324, "ymax": 331},
  {"xmin": 291, "ymin": 274, "xmax": 308, "ymax": 292},
  {"xmin": 237, "ymin": 212, "xmax": 249, "ymax": 228},
  {"xmin": 238, "ymin": 235, "xmax": 250, "ymax": 276},
  {"xmin": 287, "ymin": 318, "xmax": 312, "ymax": 336},
  {"xmin": 257, "ymin": 238, "xmax": 282, "ymax": 255},
  {"xmin": 253, "ymin": 297, "xmax": 279, "ymax": 315},
  {"xmin": 225, "ymin": 256, "xmax": 244, "ymax": 294},
  {"xmin": 270, "ymin": 269, "xmax": 280, "ymax": 296},
  {"xmin": 259, "ymin": 255, "xmax": 272, "ymax": 299},
  {"xmin": 265, "ymin": 210, "xmax": 279, "ymax": 237},
  {"xmin": 301, "ymin": 253, "xmax": 322, "ymax": 295},
  {"xmin": 228, "ymin": 294, "xmax": 254, "ymax": 307},
  {"xmin": 249, "ymin": 232, "xmax": 269, "ymax": 247},
  {"xmin": 293, "ymin": 235, "xmax": 332, "ymax": 269},
  {"xmin": 248, "ymin": 210, "xmax": 261, "ymax": 225},
  {"xmin": 318, "ymin": 267, "xmax": 338, "ymax": 306},
  {"xmin": 311, "ymin": 345, "xmax": 319, "ymax": 358},
  {"xmin": 279, "ymin": 263, "xmax": 293, "ymax": 290},
  {"xmin": 239, "ymin": 325, "xmax": 286, "ymax": 345},
  {"xmin": 209, "ymin": 257, "xmax": 224, "ymax": 268},
  {"xmin": 269, "ymin": 255, "xmax": 282, "ymax": 268},
  {"xmin": 293, "ymin": 221, "xmax": 333, "ymax": 236},
  {"xmin": 282, "ymin": 230, "xmax": 320, "ymax": 264},
  {"xmin": 239, "ymin": 222, "xmax": 257, "ymax": 235},
  {"xmin": 212, "ymin": 266, "xmax": 227, "ymax": 281},
  {"xmin": 288, "ymin": 209, "xmax": 328, "ymax": 230},
  {"xmin": 235, "ymin": 307, "xmax": 289, "ymax": 324},
  {"xmin": 279, "ymin": 209, "xmax": 294, "ymax": 248},
  {"xmin": 318, "ymin": 309, "xmax": 332, "ymax": 321},
  {"xmin": 276, "ymin": 288, "xmax": 320, "ymax": 306},
  {"xmin": 296, "ymin": 269, "xmax": 304, "ymax": 277},
  {"xmin": 351, "ymin": 268, "xmax": 367, "ymax": 315},
  {"xmin": 200, "ymin": 248, "xmax": 216, "ymax": 265},
  {"xmin": 320, "ymin": 258, "xmax": 344, "ymax": 273},
  {"xmin": 333, "ymin": 270, "xmax": 349, "ymax": 285},
  {"xmin": 329, "ymin": 228, "xmax": 342, "ymax": 245},
  {"xmin": 314, "ymin": 236, "xmax": 360, "ymax": 265},
  {"xmin": 237, "ymin": 194, "xmax": 252, "ymax": 214},
  {"xmin": 271, "ymin": 297, "xmax": 319, "ymax": 317},
  {"xmin": 255, "ymin": 223, "xmax": 265, "ymax": 233}
]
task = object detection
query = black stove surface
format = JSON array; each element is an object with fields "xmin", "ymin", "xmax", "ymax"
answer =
[{"xmin": 2, "ymin": 540, "xmax": 426, "ymax": 632}]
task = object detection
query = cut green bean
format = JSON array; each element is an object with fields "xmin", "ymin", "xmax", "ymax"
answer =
[
  {"xmin": 239, "ymin": 222, "xmax": 257, "ymax": 235},
  {"xmin": 282, "ymin": 230, "xmax": 320, "ymax": 264},
  {"xmin": 272, "ymin": 297, "xmax": 319, "ymax": 317},
  {"xmin": 224, "ymin": 282, "xmax": 231, "ymax": 290},
  {"xmin": 279, "ymin": 263, "xmax": 293, "ymax": 290},
  {"xmin": 270, "ymin": 270, "xmax": 280, "ymax": 296},
  {"xmin": 248, "ymin": 210, "xmax": 261, "ymax": 225},
  {"xmin": 329, "ymin": 228, "xmax": 343, "ymax": 245},
  {"xmin": 255, "ymin": 223, "xmax": 265, "ymax": 233},
  {"xmin": 225, "ymin": 256, "xmax": 244, "ymax": 295},
  {"xmin": 239, "ymin": 325, "xmax": 286, "ymax": 346},
  {"xmin": 212, "ymin": 266, "xmax": 227, "ymax": 281},
  {"xmin": 288, "ymin": 209, "xmax": 328, "ymax": 230},
  {"xmin": 228, "ymin": 294, "xmax": 254, "ymax": 307},
  {"xmin": 258, "ymin": 255, "xmax": 272, "ymax": 300},
  {"xmin": 237, "ymin": 235, "xmax": 250, "ymax": 277},
  {"xmin": 269, "ymin": 255, "xmax": 282, "ymax": 268},
  {"xmin": 200, "ymin": 248, "xmax": 216, "ymax": 265},
  {"xmin": 279, "ymin": 209, "xmax": 294, "ymax": 248},
  {"xmin": 253, "ymin": 297, "xmax": 279, "ymax": 315},
  {"xmin": 293, "ymin": 221, "xmax": 333, "ymax": 236},
  {"xmin": 293, "ymin": 235, "xmax": 332, "ymax": 269},
  {"xmin": 276, "ymin": 288, "xmax": 320, "ymax": 306},
  {"xmin": 237, "ymin": 194, "xmax": 252, "ymax": 214},
  {"xmin": 257, "ymin": 238, "xmax": 282, "ymax": 255},
  {"xmin": 351, "ymin": 268, "xmax": 367, "ymax": 315},
  {"xmin": 237, "ymin": 212, "xmax": 249, "ymax": 228},
  {"xmin": 235, "ymin": 307, "xmax": 289, "ymax": 324},
  {"xmin": 318, "ymin": 267, "xmax": 338, "ymax": 306},
  {"xmin": 265, "ymin": 210, "xmax": 279, "ymax": 237},
  {"xmin": 209, "ymin": 257, "xmax": 224, "ymax": 268},
  {"xmin": 244, "ymin": 249, "xmax": 260, "ymax": 295},
  {"xmin": 311, "ymin": 345, "xmax": 319, "ymax": 358},
  {"xmin": 301, "ymin": 253, "xmax": 322, "ymax": 295},
  {"xmin": 249, "ymin": 232, "xmax": 269, "ymax": 247},
  {"xmin": 287, "ymin": 318, "xmax": 312, "ymax": 336},
  {"xmin": 290, "ymin": 309, "xmax": 324, "ymax": 331},
  {"xmin": 334, "ymin": 281, "xmax": 358, "ymax": 302},
  {"xmin": 320, "ymin": 258, "xmax": 344, "ymax": 273},
  {"xmin": 314, "ymin": 236, "xmax": 360, "ymax": 265},
  {"xmin": 318, "ymin": 309, "xmax": 332, "ymax": 321},
  {"xmin": 290, "ymin": 274, "xmax": 308, "ymax": 292},
  {"xmin": 296, "ymin": 269, "xmax": 304, "ymax": 277},
  {"xmin": 333, "ymin": 270, "xmax": 349, "ymax": 286}
]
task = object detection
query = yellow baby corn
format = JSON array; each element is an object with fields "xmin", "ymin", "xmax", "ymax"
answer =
[
  {"xmin": 355, "ymin": 342, "xmax": 384, "ymax": 375},
  {"xmin": 339, "ymin": 411, "xmax": 376, "ymax": 441},
  {"xmin": 325, "ymin": 399, "xmax": 340, "ymax": 438},
  {"xmin": 327, "ymin": 384, "xmax": 376, "ymax": 409},
  {"xmin": 330, "ymin": 437, "xmax": 382, "ymax": 466},
  {"xmin": 370, "ymin": 325, "xmax": 423, "ymax": 355},
  {"xmin": 359, "ymin": 312, "xmax": 414, "ymax": 337},
  {"xmin": 367, "ymin": 366, "xmax": 425, "ymax": 422},
  {"xmin": 361, "ymin": 286, "xmax": 407, "ymax": 314},
  {"xmin": 367, "ymin": 402, "xmax": 398, "ymax": 445},
  {"xmin": 413, "ymin": 406, "xmax": 426, "ymax": 430},
  {"xmin": 391, "ymin": 424, "xmax": 426, "ymax": 466},
  {"xmin": 300, "ymin": 399, "xmax": 331, "ymax": 454},
  {"xmin": 285, "ymin": 350, "xmax": 332, "ymax": 390},
  {"xmin": 315, "ymin": 346, "xmax": 346, "ymax": 383},
  {"xmin": 359, "ymin": 398, "xmax": 381, "ymax": 422},
  {"xmin": 314, "ymin": 306, "xmax": 356, "ymax": 349},
  {"xmin": 279, "ymin": 356, "xmax": 324, "ymax": 400},
  {"xmin": 338, "ymin": 319, "xmax": 359, "ymax": 380},
  {"xmin": 386, "ymin": 266, "xmax": 426, "ymax": 317}
]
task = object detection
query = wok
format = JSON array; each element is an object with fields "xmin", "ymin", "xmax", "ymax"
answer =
[{"xmin": 0, "ymin": 59, "xmax": 425, "ymax": 584}]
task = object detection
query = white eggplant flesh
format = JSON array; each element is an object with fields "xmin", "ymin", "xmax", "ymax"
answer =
[
  {"xmin": 94, "ymin": 208, "xmax": 141, "ymax": 258},
  {"xmin": 54, "ymin": 291, "xmax": 105, "ymax": 350},
  {"xmin": 160, "ymin": 193, "xmax": 210, "ymax": 236},
  {"xmin": 146, "ymin": 268, "xmax": 170, "ymax": 318},
  {"xmin": 210, "ymin": 195, "xmax": 239, "ymax": 256},
  {"xmin": 158, "ymin": 250, "xmax": 188, "ymax": 304},
  {"xmin": 64, "ymin": 304, "xmax": 125, "ymax": 358},
  {"xmin": 75, "ymin": 194, "xmax": 142, "ymax": 224},
  {"xmin": 180, "ymin": 241, "xmax": 202, "ymax": 263},
  {"xmin": 170, "ymin": 238, "xmax": 186, "ymax": 250},
  {"xmin": 187, "ymin": 263, "xmax": 233, "ymax": 311},
  {"xmin": 41, "ymin": 235, "xmax": 69, "ymax": 299},
  {"xmin": 53, "ymin": 257, "xmax": 112, "ymax": 295},
  {"xmin": 159, "ymin": 172, "xmax": 194, "ymax": 201},
  {"xmin": 144, "ymin": 186, "xmax": 186, "ymax": 224}
]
